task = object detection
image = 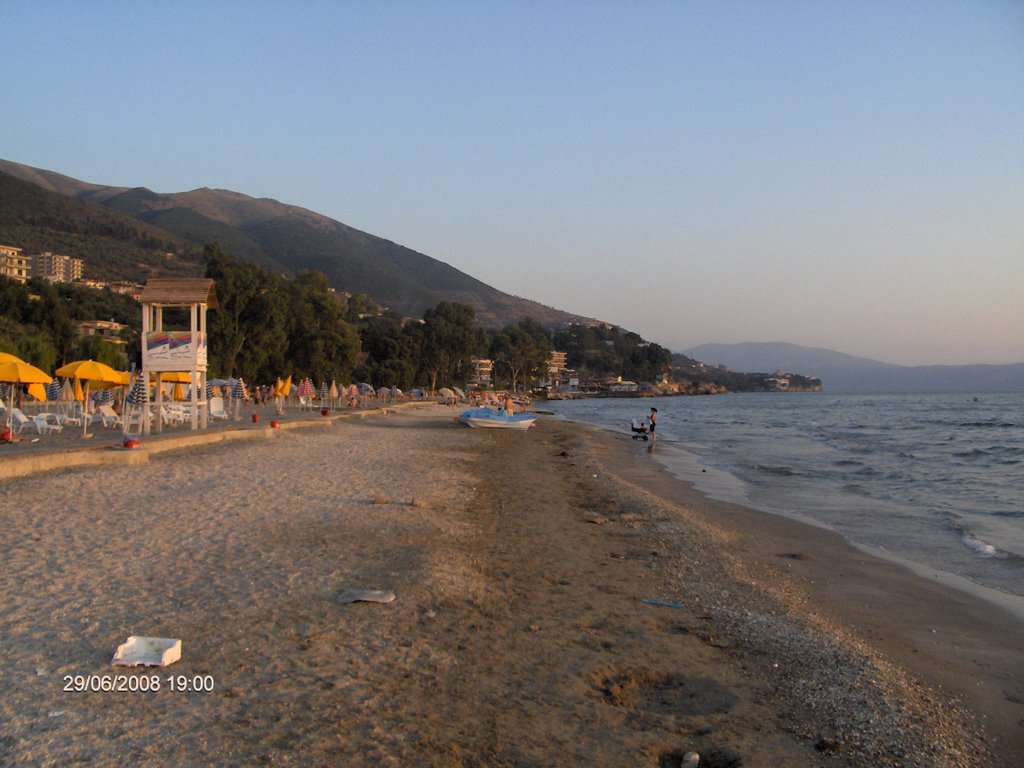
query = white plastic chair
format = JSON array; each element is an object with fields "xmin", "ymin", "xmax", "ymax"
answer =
[
  {"xmin": 10, "ymin": 408, "xmax": 33, "ymax": 434},
  {"xmin": 33, "ymin": 413, "xmax": 63, "ymax": 434},
  {"xmin": 92, "ymin": 404, "xmax": 122, "ymax": 428},
  {"xmin": 209, "ymin": 396, "xmax": 228, "ymax": 419}
]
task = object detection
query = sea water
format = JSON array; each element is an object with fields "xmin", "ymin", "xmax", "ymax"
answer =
[{"xmin": 543, "ymin": 393, "xmax": 1024, "ymax": 602}]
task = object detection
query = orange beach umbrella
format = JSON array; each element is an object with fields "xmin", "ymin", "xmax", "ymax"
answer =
[
  {"xmin": 55, "ymin": 359, "xmax": 122, "ymax": 436},
  {"xmin": 0, "ymin": 359, "xmax": 52, "ymax": 430}
]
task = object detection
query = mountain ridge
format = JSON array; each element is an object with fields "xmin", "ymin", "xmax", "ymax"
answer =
[
  {"xmin": 0, "ymin": 158, "xmax": 595, "ymax": 329},
  {"xmin": 685, "ymin": 342, "xmax": 1024, "ymax": 394}
]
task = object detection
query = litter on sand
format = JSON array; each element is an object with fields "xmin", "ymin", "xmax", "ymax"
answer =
[
  {"xmin": 111, "ymin": 636, "xmax": 182, "ymax": 667},
  {"xmin": 641, "ymin": 598, "xmax": 685, "ymax": 609},
  {"xmin": 336, "ymin": 589, "xmax": 396, "ymax": 605}
]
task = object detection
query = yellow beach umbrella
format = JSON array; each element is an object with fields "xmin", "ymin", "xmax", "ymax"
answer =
[
  {"xmin": 55, "ymin": 359, "xmax": 122, "ymax": 436},
  {"xmin": 150, "ymin": 371, "xmax": 191, "ymax": 383},
  {"xmin": 0, "ymin": 359, "xmax": 52, "ymax": 385},
  {"xmin": 0, "ymin": 351, "xmax": 25, "ymax": 364},
  {"xmin": 55, "ymin": 359, "xmax": 121, "ymax": 384},
  {"xmin": 0, "ymin": 359, "xmax": 52, "ymax": 430}
]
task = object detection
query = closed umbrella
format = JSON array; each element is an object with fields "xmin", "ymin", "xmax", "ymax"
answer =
[
  {"xmin": 329, "ymin": 381, "xmax": 339, "ymax": 407},
  {"xmin": 43, "ymin": 376, "xmax": 61, "ymax": 414},
  {"xmin": 126, "ymin": 375, "xmax": 149, "ymax": 435},
  {"xmin": 126, "ymin": 376, "xmax": 148, "ymax": 405},
  {"xmin": 232, "ymin": 377, "xmax": 248, "ymax": 420},
  {"xmin": 59, "ymin": 378, "xmax": 75, "ymax": 403}
]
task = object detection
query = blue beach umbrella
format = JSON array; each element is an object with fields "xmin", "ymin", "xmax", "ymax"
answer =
[
  {"xmin": 205, "ymin": 382, "xmax": 214, "ymax": 400},
  {"xmin": 45, "ymin": 378, "xmax": 62, "ymax": 401},
  {"xmin": 126, "ymin": 376, "xmax": 148, "ymax": 405},
  {"xmin": 231, "ymin": 377, "xmax": 248, "ymax": 420}
]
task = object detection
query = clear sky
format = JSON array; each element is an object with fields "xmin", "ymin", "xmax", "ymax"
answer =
[{"xmin": 3, "ymin": 1, "xmax": 1022, "ymax": 365}]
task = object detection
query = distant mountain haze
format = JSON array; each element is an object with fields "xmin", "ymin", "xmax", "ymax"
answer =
[
  {"xmin": 685, "ymin": 342, "xmax": 1024, "ymax": 394},
  {"xmin": 0, "ymin": 159, "xmax": 594, "ymax": 329}
]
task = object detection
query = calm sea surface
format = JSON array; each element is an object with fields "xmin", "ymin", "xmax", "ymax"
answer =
[{"xmin": 542, "ymin": 393, "xmax": 1024, "ymax": 602}]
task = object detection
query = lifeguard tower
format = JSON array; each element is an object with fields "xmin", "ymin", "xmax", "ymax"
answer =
[{"xmin": 138, "ymin": 278, "xmax": 217, "ymax": 434}]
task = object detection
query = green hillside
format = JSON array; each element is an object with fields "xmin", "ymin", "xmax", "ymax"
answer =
[
  {"xmin": 0, "ymin": 159, "xmax": 591, "ymax": 328},
  {"xmin": 0, "ymin": 171, "xmax": 202, "ymax": 280}
]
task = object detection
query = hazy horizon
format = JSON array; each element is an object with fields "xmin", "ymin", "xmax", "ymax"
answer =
[{"xmin": 3, "ymin": 2, "xmax": 1022, "ymax": 367}]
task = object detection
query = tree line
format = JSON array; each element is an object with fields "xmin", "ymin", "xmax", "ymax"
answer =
[{"xmin": 0, "ymin": 243, "xmax": 673, "ymax": 390}]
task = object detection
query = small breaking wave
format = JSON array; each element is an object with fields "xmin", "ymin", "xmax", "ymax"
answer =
[{"xmin": 961, "ymin": 532, "xmax": 1009, "ymax": 560}]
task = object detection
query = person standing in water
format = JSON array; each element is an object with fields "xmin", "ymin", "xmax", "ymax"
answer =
[{"xmin": 648, "ymin": 407, "xmax": 657, "ymax": 438}]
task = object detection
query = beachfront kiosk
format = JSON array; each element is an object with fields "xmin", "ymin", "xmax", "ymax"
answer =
[{"xmin": 139, "ymin": 278, "xmax": 217, "ymax": 434}]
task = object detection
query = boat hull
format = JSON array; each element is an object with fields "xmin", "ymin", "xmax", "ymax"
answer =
[{"xmin": 459, "ymin": 408, "xmax": 537, "ymax": 430}]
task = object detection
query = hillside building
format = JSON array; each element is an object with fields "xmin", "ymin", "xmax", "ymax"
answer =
[
  {"xmin": 0, "ymin": 244, "xmax": 30, "ymax": 283},
  {"xmin": 32, "ymin": 251, "xmax": 84, "ymax": 283},
  {"xmin": 76, "ymin": 319, "xmax": 128, "ymax": 346}
]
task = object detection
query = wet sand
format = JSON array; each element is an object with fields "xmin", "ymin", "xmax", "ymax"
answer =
[{"xmin": 0, "ymin": 406, "xmax": 1020, "ymax": 766}]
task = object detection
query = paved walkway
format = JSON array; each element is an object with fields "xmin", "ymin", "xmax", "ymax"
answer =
[{"xmin": 0, "ymin": 400, "xmax": 433, "ymax": 480}]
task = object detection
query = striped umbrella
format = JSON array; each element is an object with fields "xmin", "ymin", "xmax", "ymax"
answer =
[
  {"xmin": 319, "ymin": 381, "xmax": 329, "ymax": 399},
  {"xmin": 230, "ymin": 377, "xmax": 246, "ymax": 421},
  {"xmin": 45, "ymin": 377, "xmax": 62, "ymax": 401},
  {"xmin": 205, "ymin": 382, "xmax": 214, "ymax": 400},
  {"xmin": 297, "ymin": 377, "xmax": 315, "ymax": 399},
  {"xmin": 126, "ymin": 376, "xmax": 148, "ymax": 405}
]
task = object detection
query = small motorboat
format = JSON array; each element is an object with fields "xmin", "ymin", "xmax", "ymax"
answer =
[{"xmin": 459, "ymin": 407, "xmax": 538, "ymax": 430}]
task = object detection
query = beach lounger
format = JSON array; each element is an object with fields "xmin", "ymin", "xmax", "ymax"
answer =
[
  {"xmin": 209, "ymin": 396, "xmax": 228, "ymax": 419},
  {"xmin": 161, "ymin": 406, "xmax": 186, "ymax": 426},
  {"xmin": 33, "ymin": 413, "xmax": 63, "ymax": 434},
  {"xmin": 92, "ymin": 404, "xmax": 122, "ymax": 428},
  {"xmin": 10, "ymin": 409, "xmax": 33, "ymax": 434}
]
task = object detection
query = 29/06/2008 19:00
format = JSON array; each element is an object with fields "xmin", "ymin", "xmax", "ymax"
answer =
[{"xmin": 62, "ymin": 674, "xmax": 215, "ymax": 693}]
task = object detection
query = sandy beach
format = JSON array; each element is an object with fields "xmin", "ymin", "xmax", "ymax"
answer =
[{"xmin": 1, "ymin": 405, "xmax": 1021, "ymax": 767}]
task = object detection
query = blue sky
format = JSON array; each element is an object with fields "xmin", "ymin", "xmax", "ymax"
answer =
[{"xmin": 3, "ymin": 1, "xmax": 1022, "ymax": 365}]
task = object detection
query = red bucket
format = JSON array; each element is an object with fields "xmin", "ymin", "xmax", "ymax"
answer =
[
  {"xmin": 123, "ymin": 438, "xmax": 141, "ymax": 449},
  {"xmin": 251, "ymin": 413, "xmax": 260, "ymax": 423},
  {"xmin": 270, "ymin": 420, "xmax": 281, "ymax": 429}
]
